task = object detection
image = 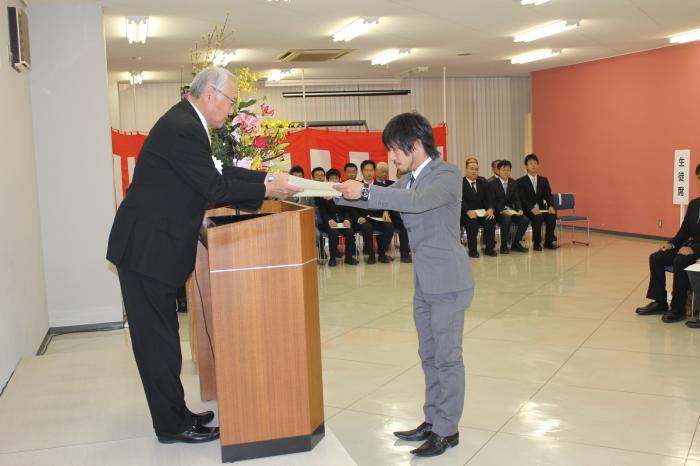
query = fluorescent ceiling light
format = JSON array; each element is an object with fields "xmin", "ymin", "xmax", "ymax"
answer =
[
  {"xmin": 511, "ymin": 49, "xmax": 561, "ymax": 64},
  {"xmin": 669, "ymin": 29, "xmax": 700, "ymax": 44},
  {"xmin": 521, "ymin": 0, "xmax": 551, "ymax": 5},
  {"xmin": 514, "ymin": 20, "xmax": 579, "ymax": 43},
  {"xmin": 129, "ymin": 72, "xmax": 143, "ymax": 85},
  {"xmin": 125, "ymin": 16, "xmax": 148, "ymax": 44},
  {"xmin": 332, "ymin": 17, "xmax": 380, "ymax": 42},
  {"xmin": 371, "ymin": 48, "xmax": 411, "ymax": 66},
  {"xmin": 267, "ymin": 69, "xmax": 293, "ymax": 81},
  {"xmin": 210, "ymin": 49, "xmax": 236, "ymax": 67}
]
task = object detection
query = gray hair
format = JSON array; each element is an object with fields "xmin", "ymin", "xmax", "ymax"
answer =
[
  {"xmin": 376, "ymin": 161, "xmax": 389, "ymax": 171},
  {"xmin": 190, "ymin": 67, "xmax": 236, "ymax": 97}
]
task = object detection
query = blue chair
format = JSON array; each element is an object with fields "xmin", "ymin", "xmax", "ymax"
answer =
[{"xmin": 550, "ymin": 192, "xmax": 590, "ymax": 245}]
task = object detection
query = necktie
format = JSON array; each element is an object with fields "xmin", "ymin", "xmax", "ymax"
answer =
[
  {"xmin": 532, "ymin": 177, "xmax": 537, "ymax": 192},
  {"xmin": 503, "ymin": 181, "xmax": 508, "ymax": 192},
  {"xmin": 408, "ymin": 174, "xmax": 416, "ymax": 188},
  {"xmin": 471, "ymin": 181, "xmax": 476, "ymax": 192}
]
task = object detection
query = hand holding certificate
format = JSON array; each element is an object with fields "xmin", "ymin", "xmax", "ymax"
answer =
[{"xmin": 287, "ymin": 175, "xmax": 341, "ymax": 197}]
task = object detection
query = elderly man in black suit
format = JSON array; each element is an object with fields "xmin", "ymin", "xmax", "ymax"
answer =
[
  {"xmin": 637, "ymin": 163, "xmax": 700, "ymax": 323},
  {"xmin": 462, "ymin": 157, "xmax": 497, "ymax": 258},
  {"xmin": 488, "ymin": 160, "xmax": 530, "ymax": 254},
  {"xmin": 107, "ymin": 67, "xmax": 301, "ymax": 444},
  {"xmin": 517, "ymin": 153, "xmax": 559, "ymax": 251}
]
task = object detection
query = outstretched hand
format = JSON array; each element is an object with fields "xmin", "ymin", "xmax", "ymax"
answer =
[
  {"xmin": 265, "ymin": 173, "xmax": 303, "ymax": 198},
  {"xmin": 333, "ymin": 180, "xmax": 363, "ymax": 200}
]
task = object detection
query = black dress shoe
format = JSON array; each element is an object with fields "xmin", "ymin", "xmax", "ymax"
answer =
[
  {"xmin": 393, "ymin": 422, "xmax": 433, "ymax": 441},
  {"xmin": 468, "ymin": 250, "xmax": 480, "ymax": 258},
  {"xmin": 533, "ymin": 245, "xmax": 543, "ymax": 251},
  {"xmin": 366, "ymin": 256, "xmax": 376, "ymax": 264},
  {"xmin": 400, "ymin": 255, "xmax": 412, "ymax": 263},
  {"xmin": 500, "ymin": 247, "xmax": 509, "ymax": 255},
  {"xmin": 635, "ymin": 301, "xmax": 668, "ymax": 315},
  {"xmin": 686, "ymin": 320, "xmax": 700, "ymax": 328},
  {"xmin": 662, "ymin": 311, "xmax": 686, "ymax": 323},
  {"xmin": 544, "ymin": 243, "xmax": 560, "ymax": 250},
  {"xmin": 378, "ymin": 255, "xmax": 392, "ymax": 263},
  {"xmin": 345, "ymin": 257, "xmax": 359, "ymax": 265},
  {"xmin": 511, "ymin": 244, "xmax": 528, "ymax": 253},
  {"xmin": 328, "ymin": 258, "xmax": 337, "ymax": 266},
  {"xmin": 192, "ymin": 410, "xmax": 214, "ymax": 426},
  {"xmin": 484, "ymin": 249, "xmax": 497, "ymax": 257},
  {"xmin": 410, "ymin": 432, "xmax": 459, "ymax": 457},
  {"xmin": 157, "ymin": 424, "xmax": 220, "ymax": 444}
]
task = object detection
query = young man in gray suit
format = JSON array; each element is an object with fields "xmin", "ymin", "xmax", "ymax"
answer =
[{"xmin": 335, "ymin": 112, "xmax": 474, "ymax": 457}]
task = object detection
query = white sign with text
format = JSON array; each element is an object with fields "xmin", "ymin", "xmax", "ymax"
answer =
[{"xmin": 674, "ymin": 149, "xmax": 691, "ymax": 205}]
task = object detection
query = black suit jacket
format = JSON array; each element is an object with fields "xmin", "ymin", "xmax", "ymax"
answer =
[
  {"xmin": 671, "ymin": 197, "xmax": 700, "ymax": 253},
  {"xmin": 315, "ymin": 197, "xmax": 356, "ymax": 225},
  {"xmin": 107, "ymin": 99, "xmax": 267, "ymax": 287},
  {"xmin": 462, "ymin": 176, "xmax": 493, "ymax": 212},
  {"xmin": 517, "ymin": 174, "xmax": 553, "ymax": 212},
  {"xmin": 488, "ymin": 176, "xmax": 522, "ymax": 212}
]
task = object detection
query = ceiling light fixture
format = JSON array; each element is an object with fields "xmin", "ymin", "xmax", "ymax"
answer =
[
  {"xmin": 371, "ymin": 48, "xmax": 411, "ymax": 66},
  {"xmin": 669, "ymin": 29, "xmax": 700, "ymax": 44},
  {"xmin": 511, "ymin": 48, "xmax": 561, "ymax": 64},
  {"xmin": 267, "ymin": 69, "xmax": 293, "ymax": 81},
  {"xmin": 332, "ymin": 17, "xmax": 380, "ymax": 42},
  {"xmin": 125, "ymin": 16, "xmax": 148, "ymax": 44},
  {"xmin": 521, "ymin": 0, "xmax": 551, "ymax": 5},
  {"xmin": 514, "ymin": 20, "xmax": 579, "ymax": 43},
  {"xmin": 129, "ymin": 72, "xmax": 143, "ymax": 85},
  {"xmin": 210, "ymin": 49, "xmax": 236, "ymax": 67}
]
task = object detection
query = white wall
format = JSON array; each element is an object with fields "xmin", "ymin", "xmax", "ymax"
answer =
[
  {"xmin": 0, "ymin": 0, "xmax": 49, "ymax": 388},
  {"xmin": 29, "ymin": 3, "xmax": 122, "ymax": 327},
  {"xmin": 115, "ymin": 77, "xmax": 531, "ymax": 175}
]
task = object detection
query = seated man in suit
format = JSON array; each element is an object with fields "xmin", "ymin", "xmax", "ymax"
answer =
[
  {"xmin": 355, "ymin": 159, "xmax": 394, "ymax": 263},
  {"xmin": 488, "ymin": 160, "xmax": 530, "ymax": 254},
  {"xmin": 462, "ymin": 157, "xmax": 496, "ymax": 258},
  {"xmin": 637, "ymin": 164, "xmax": 700, "ymax": 323},
  {"xmin": 311, "ymin": 166, "xmax": 326, "ymax": 182},
  {"xmin": 289, "ymin": 165, "xmax": 305, "ymax": 178},
  {"xmin": 344, "ymin": 162, "xmax": 359, "ymax": 181},
  {"xmin": 287, "ymin": 165, "xmax": 314, "ymax": 207},
  {"xmin": 517, "ymin": 153, "xmax": 559, "ymax": 251},
  {"xmin": 375, "ymin": 161, "xmax": 412, "ymax": 263},
  {"xmin": 315, "ymin": 168, "xmax": 359, "ymax": 267},
  {"xmin": 489, "ymin": 160, "xmax": 500, "ymax": 181}
]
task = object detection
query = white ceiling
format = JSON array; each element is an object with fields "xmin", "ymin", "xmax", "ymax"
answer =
[{"xmin": 87, "ymin": 0, "xmax": 700, "ymax": 82}]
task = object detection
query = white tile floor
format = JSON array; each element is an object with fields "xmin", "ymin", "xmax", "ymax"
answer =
[{"xmin": 3, "ymin": 232, "xmax": 700, "ymax": 465}]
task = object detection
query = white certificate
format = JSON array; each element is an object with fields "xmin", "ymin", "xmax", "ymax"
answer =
[{"xmin": 287, "ymin": 175, "xmax": 341, "ymax": 197}]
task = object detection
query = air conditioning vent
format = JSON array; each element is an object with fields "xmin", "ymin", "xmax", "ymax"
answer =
[{"xmin": 276, "ymin": 48, "xmax": 355, "ymax": 62}]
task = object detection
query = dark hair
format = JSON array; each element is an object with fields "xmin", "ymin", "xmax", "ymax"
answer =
[
  {"xmin": 497, "ymin": 160, "xmax": 512, "ymax": 169},
  {"xmin": 360, "ymin": 159, "xmax": 376, "ymax": 170},
  {"xmin": 696, "ymin": 164, "xmax": 700, "ymax": 176},
  {"xmin": 465, "ymin": 157, "xmax": 478, "ymax": 167},
  {"xmin": 343, "ymin": 162, "xmax": 358, "ymax": 172},
  {"xmin": 326, "ymin": 168, "xmax": 341, "ymax": 180},
  {"xmin": 311, "ymin": 166, "xmax": 326, "ymax": 177},
  {"xmin": 491, "ymin": 160, "xmax": 500, "ymax": 169},
  {"xmin": 382, "ymin": 112, "xmax": 439, "ymax": 159},
  {"xmin": 289, "ymin": 165, "xmax": 305, "ymax": 177},
  {"xmin": 524, "ymin": 153, "xmax": 539, "ymax": 165}
]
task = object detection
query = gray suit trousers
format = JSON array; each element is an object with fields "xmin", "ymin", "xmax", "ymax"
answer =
[{"xmin": 414, "ymin": 278, "xmax": 473, "ymax": 437}]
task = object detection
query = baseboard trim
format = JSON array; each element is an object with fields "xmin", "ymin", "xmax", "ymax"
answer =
[
  {"xmin": 562, "ymin": 226, "xmax": 667, "ymax": 242},
  {"xmin": 221, "ymin": 423, "xmax": 325, "ymax": 463},
  {"xmin": 36, "ymin": 321, "xmax": 125, "ymax": 356}
]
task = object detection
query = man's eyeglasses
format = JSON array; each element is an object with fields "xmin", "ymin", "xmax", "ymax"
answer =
[{"xmin": 213, "ymin": 87, "xmax": 237, "ymax": 107}]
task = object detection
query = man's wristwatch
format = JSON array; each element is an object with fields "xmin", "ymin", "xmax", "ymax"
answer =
[
  {"xmin": 266, "ymin": 173, "xmax": 275, "ymax": 183},
  {"xmin": 360, "ymin": 182, "xmax": 371, "ymax": 201}
]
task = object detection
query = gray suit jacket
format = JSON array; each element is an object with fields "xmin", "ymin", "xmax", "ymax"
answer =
[{"xmin": 339, "ymin": 157, "xmax": 473, "ymax": 294}]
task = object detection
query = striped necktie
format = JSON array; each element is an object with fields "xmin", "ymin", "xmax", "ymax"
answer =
[{"xmin": 408, "ymin": 174, "xmax": 416, "ymax": 188}]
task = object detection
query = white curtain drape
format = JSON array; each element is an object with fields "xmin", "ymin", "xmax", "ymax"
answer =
[{"xmin": 115, "ymin": 77, "xmax": 531, "ymax": 175}]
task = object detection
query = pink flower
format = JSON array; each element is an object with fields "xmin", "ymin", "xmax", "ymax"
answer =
[
  {"xmin": 261, "ymin": 103, "xmax": 275, "ymax": 117},
  {"xmin": 254, "ymin": 136, "xmax": 268, "ymax": 149},
  {"xmin": 232, "ymin": 113, "xmax": 262, "ymax": 134}
]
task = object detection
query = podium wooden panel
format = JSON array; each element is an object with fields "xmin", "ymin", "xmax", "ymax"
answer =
[{"xmin": 187, "ymin": 200, "xmax": 324, "ymax": 463}]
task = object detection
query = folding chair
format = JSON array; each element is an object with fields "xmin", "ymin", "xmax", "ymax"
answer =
[{"xmin": 550, "ymin": 192, "xmax": 590, "ymax": 245}]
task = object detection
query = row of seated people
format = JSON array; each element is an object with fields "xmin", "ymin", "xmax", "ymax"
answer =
[
  {"xmin": 289, "ymin": 161, "xmax": 411, "ymax": 266},
  {"xmin": 462, "ymin": 154, "xmax": 559, "ymax": 258}
]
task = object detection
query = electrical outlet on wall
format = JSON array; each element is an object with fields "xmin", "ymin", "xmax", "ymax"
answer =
[{"xmin": 658, "ymin": 219, "xmax": 663, "ymax": 229}]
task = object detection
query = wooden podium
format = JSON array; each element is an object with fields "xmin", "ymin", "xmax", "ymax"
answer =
[{"xmin": 186, "ymin": 200, "xmax": 324, "ymax": 463}]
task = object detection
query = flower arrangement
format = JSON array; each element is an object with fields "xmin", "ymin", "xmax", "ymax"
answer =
[{"xmin": 210, "ymin": 67, "xmax": 299, "ymax": 172}]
